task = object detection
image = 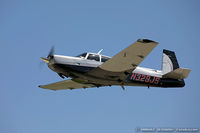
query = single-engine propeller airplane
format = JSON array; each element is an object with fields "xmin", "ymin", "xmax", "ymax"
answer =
[{"xmin": 39, "ymin": 39, "xmax": 191, "ymax": 90}]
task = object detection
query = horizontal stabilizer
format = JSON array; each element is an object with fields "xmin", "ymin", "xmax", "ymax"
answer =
[{"xmin": 162, "ymin": 68, "xmax": 191, "ymax": 79}]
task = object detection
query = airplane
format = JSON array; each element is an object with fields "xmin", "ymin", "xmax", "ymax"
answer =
[{"xmin": 39, "ymin": 39, "xmax": 191, "ymax": 90}]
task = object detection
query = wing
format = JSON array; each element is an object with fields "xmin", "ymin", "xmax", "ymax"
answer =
[
  {"xmin": 87, "ymin": 39, "xmax": 158, "ymax": 81},
  {"xmin": 39, "ymin": 79, "xmax": 96, "ymax": 90},
  {"xmin": 100, "ymin": 39, "xmax": 158, "ymax": 72}
]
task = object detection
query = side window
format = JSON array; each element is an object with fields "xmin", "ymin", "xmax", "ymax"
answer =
[
  {"xmin": 101, "ymin": 56, "xmax": 110, "ymax": 62},
  {"xmin": 87, "ymin": 54, "xmax": 100, "ymax": 61}
]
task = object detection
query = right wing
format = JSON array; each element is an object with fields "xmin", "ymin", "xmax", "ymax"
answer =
[
  {"xmin": 99, "ymin": 39, "xmax": 158, "ymax": 72},
  {"xmin": 39, "ymin": 79, "xmax": 96, "ymax": 90}
]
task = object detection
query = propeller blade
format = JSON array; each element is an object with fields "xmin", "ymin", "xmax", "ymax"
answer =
[
  {"xmin": 48, "ymin": 46, "xmax": 55, "ymax": 58},
  {"xmin": 38, "ymin": 61, "xmax": 45, "ymax": 70}
]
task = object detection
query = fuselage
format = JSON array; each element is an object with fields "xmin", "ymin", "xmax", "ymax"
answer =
[{"xmin": 46, "ymin": 54, "xmax": 185, "ymax": 88}]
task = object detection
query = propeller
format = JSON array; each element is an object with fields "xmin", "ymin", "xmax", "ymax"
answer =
[
  {"xmin": 40, "ymin": 46, "xmax": 55, "ymax": 64},
  {"xmin": 39, "ymin": 46, "xmax": 65, "ymax": 79}
]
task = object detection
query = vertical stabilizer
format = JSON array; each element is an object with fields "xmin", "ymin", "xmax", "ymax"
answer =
[{"xmin": 162, "ymin": 49, "xmax": 179, "ymax": 74}]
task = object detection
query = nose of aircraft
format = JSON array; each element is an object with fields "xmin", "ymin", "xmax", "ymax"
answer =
[{"xmin": 40, "ymin": 46, "xmax": 55, "ymax": 64}]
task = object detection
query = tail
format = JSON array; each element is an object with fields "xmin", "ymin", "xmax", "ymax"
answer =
[{"xmin": 162, "ymin": 49, "xmax": 191, "ymax": 79}]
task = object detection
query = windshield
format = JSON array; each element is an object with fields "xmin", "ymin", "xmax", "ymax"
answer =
[{"xmin": 87, "ymin": 54, "xmax": 100, "ymax": 61}]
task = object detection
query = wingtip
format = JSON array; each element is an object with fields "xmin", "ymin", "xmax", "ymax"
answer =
[
  {"xmin": 137, "ymin": 39, "xmax": 158, "ymax": 44},
  {"xmin": 38, "ymin": 85, "xmax": 43, "ymax": 88}
]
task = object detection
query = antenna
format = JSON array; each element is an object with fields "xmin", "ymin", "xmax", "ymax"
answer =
[{"xmin": 97, "ymin": 49, "xmax": 103, "ymax": 54}]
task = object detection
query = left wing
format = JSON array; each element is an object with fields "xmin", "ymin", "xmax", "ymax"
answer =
[{"xmin": 39, "ymin": 79, "xmax": 96, "ymax": 90}]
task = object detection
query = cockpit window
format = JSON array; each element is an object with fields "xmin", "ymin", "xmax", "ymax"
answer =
[
  {"xmin": 101, "ymin": 56, "xmax": 110, "ymax": 62},
  {"xmin": 87, "ymin": 54, "xmax": 100, "ymax": 61},
  {"xmin": 76, "ymin": 53, "xmax": 87, "ymax": 58}
]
